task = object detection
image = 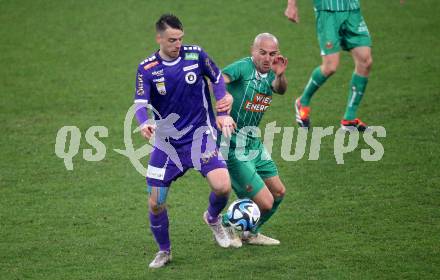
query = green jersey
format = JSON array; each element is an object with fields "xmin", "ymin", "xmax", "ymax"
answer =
[
  {"xmin": 314, "ymin": 0, "xmax": 360, "ymax": 11},
  {"xmin": 223, "ymin": 57, "xmax": 275, "ymax": 132},
  {"xmin": 221, "ymin": 57, "xmax": 279, "ymax": 198}
]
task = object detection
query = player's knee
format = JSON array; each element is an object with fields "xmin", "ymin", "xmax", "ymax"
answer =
[
  {"xmin": 220, "ymin": 185, "xmax": 231, "ymax": 196},
  {"xmin": 213, "ymin": 181, "xmax": 231, "ymax": 196},
  {"xmin": 150, "ymin": 204, "xmax": 166, "ymax": 215},
  {"xmin": 356, "ymin": 55, "xmax": 373, "ymax": 74},
  {"xmin": 213, "ymin": 176, "xmax": 231, "ymax": 196},
  {"xmin": 208, "ymin": 169, "xmax": 232, "ymax": 196},
  {"xmin": 148, "ymin": 197, "xmax": 166, "ymax": 214},
  {"xmin": 257, "ymin": 196, "xmax": 274, "ymax": 212},
  {"xmin": 364, "ymin": 56, "xmax": 373, "ymax": 71},
  {"xmin": 274, "ymin": 185, "xmax": 286, "ymax": 199},
  {"xmin": 322, "ymin": 62, "xmax": 338, "ymax": 76}
]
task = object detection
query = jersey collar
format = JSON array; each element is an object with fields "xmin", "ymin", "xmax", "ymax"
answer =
[
  {"xmin": 256, "ymin": 72, "xmax": 268, "ymax": 79},
  {"xmin": 161, "ymin": 57, "xmax": 181, "ymax": 66},
  {"xmin": 156, "ymin": 50, "xmax": 182, "ymax": 67}
]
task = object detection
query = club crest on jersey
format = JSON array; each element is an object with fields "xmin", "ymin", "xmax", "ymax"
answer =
[
  {"xmin": 185, "ymin": 71, "xmax": 197, "ymax": 84},
  {"xmin": 185, "ymin": 53, "xmax": 199, "ymax": 60},
  {"xmin": 156, "ymin": 82, "xmax": 167, "ymax": 95},
  {"xmin": 326, "ymin": 41, "xmax": 333, "ymax": 49},
  {"xmin": 246, "ymin": 185, "xmax": 253, "ymax": 193}
]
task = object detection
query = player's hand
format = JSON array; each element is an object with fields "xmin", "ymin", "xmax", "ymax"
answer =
[
  {"xmin": 216, "ymin": 93, "xmax": 233, "ymax": 114},
  {"xmin": 285, "ymin": 5, "xmax": 299, "ymax": 23},
  {"xmin": 271, "ymin": 55, "xmax": 288, "ymax": 76},
  {"xmin": 140, "ymin": 123, "xmax": 156, "ymax": 139},
  {"xmin": 216, "ymin": 115, "xmax": 236, "ymax": 138}
]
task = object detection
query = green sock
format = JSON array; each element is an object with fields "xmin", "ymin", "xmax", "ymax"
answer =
[
  {"xmin": 251, "ymin": 196, "xmax": 284, "ymax": 234},
  {"xmin": 221, "ymin": 213, "xmax": 229, "ymax": 227},
  {"xmin": 343, "ymin": 73, "xmax": 368, "ymax": 120},
  {"xmin": 299, "ymin": 66, "xmax": 328, "ymax": 106}
]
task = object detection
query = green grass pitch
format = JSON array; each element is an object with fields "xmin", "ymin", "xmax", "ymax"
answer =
[{"xmin": 1, "ymin": 0, "xmax": 439, "ymax": 279}]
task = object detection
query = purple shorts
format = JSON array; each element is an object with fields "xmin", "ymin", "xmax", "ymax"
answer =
[{"xmin": 146, "ymin": 132, "xmax": 226, "ymax": 187}]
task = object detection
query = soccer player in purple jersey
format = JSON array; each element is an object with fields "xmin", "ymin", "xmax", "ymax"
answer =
[{"xmin": 134, "ymin": 14, "xmax": 236, "ymax": 268}]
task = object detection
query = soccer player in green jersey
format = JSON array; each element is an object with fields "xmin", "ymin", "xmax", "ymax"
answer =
[
  {"xmin": 221, "ymin": 33, "xmax": 288, "ymax": 246},
  {"xmin": 285, "ymin": 0, "xmax": 372, "ymax": 131}
]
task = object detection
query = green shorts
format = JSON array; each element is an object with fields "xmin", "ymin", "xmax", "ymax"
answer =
[
  {"xmin": 315, "ymin": 9, "xmax": 372, "ymax": 55},
  {"xmin": 225, "ymin": 139, "xmax": 278, "ymax": 199}
]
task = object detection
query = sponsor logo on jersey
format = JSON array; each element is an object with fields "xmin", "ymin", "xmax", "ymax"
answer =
[
  {"xmin": 144, "ymin": 61, "xmax": 159, "ymax": 70},
  {"xmin": 156, "ymin": 82, "xmax": 167, "ymax": 95},
  {"xmin": 185, "ymin": 52, "xmax": 199, "ymax": 60},
  {"xmin": 147, "ymin": 165, "xmax": 165, "ymax": 180},
  {"xmin": 185, "ymin": 71, "xmax": 197, "ymax": 84},
  {"xmin": 201, "ymin": 149, "xmax": 219, "ymax": 164},
  {"xmin": 136, "ymin": 73, "xmax": 144, "ymax": 96},
  {"xmin": 183, "ymin": 63, "xmax": 199, "ymax": 72},
  {"xmin": 152, "ymin": 69, "xmax": 164, "ymax": 76},
  {"xmin": 244, "ymin": 93, "xmax": 272, "ymax": 112}
]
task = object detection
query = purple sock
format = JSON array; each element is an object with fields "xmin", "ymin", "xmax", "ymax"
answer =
[
  {"xmin": 207, "ymin": 192, "xmax": 228, "ymax": 224},
  {"xmin": 149, "ymin": 210, "xmax": 170, "ymax": 252}
]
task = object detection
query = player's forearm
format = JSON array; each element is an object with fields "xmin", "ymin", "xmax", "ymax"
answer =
[
  {"xmin": 273, "ymin": 74, "xmax": 287, "ymax": 94},
  {"xmin": 212, "ymin": 75, "xmax": 228, "ymax": 116}
]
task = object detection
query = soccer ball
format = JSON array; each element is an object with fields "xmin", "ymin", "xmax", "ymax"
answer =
[{"xmin": 225, "ymin": 198, "xmax": 261, "ymax": 231}]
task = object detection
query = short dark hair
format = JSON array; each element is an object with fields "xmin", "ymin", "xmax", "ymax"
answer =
[{"xmin": 156, "ymin": 14, "xmax": 183, "ymax": 33}]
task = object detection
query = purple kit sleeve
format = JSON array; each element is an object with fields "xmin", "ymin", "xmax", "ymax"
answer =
[
  {"xmin": 200, "ymin": 49, "xmax": 222, "ymax": 86},
  {"xmin": 212, "ymin": 74, "xmax": 226, "ymax": 101},
  {"xmin": 211, "ymin": 76, "xmax": 227, "ymax": 116},
  {"xmin": 134, "ymin": 66, "xmax": 151, "ymax": 125},
  {"xmin": 135, "ymin": 103, "xmax": 148, "ymax": 126},
  {"xmin": 199, "ymin": 49, "xmax": 229, "ymax": 116}
]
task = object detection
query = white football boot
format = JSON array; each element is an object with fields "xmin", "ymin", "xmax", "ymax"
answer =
[
  {"xmin": 225, "ymin": 226, "xmax": 243, "ymax": 248},
  {"xmin": 203, "ymin": 211, "xmax": 230, "ymax": 248},
  {"xmin": 149, "ymin": 250, "xmax": 172, "ymax": 268},
  {"xmin": 242, "ymin": 231, "xmax": 280, "ymax": 246}
]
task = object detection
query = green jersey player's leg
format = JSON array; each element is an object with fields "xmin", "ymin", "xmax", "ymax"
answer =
[
  {"xmin": 291, "ymin": 3, "xmax": 373, "ymax": 131},
  {"xmin": 340, "ymin": 9, "xmax": 372, "ymax": 128},
  {"xmin": 224, "ymin": 139, "xmax": 285, "ymax": 245},
  {"xmin": 251, "ymin": 140, "xmax": 284, "ymax": 236}
]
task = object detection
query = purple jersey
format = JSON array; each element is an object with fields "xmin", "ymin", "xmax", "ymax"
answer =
[{"xmin": 134, "ymin": 45, "xmax": 222, "ymax": 145}]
